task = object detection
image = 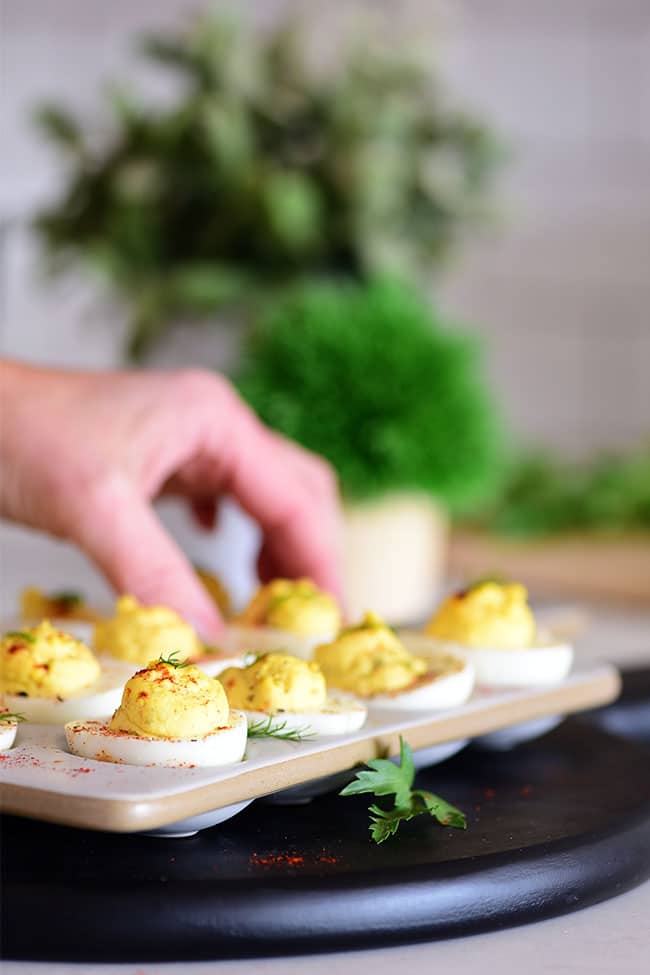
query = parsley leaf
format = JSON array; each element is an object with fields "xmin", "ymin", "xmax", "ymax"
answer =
[
  {"xmin": 340, "ymin": 736, "xmax": 414, "ymax": 808},
  {"xmin": 416, "ymin": 790, "xmax": 467, "ymax": 829},
  {"xmin": 341, "ymin": 736, "xmax": 466, "ymax": 844}
]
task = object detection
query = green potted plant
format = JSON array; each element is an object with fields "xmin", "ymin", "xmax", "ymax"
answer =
[
  {"xmin": 34, "ymin": 10, "xmax": 501, "ymax": 362},
  {"xmin": 238, "ymin": 278, "xmax": 503, "ymax": 621}
]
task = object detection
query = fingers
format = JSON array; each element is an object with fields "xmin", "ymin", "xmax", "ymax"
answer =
[
  {"xmin": 216, "ymin": 399, "xmax": 343, "ymax": 598},
  {"xmin": 158, "ymin": 372, "xmax": 344, "ymax": 597},
  {"xmin": 70, "ymin": 475, "xmax": 224, "ymax": 640}
]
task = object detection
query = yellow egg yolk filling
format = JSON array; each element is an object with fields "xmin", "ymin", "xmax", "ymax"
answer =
[
  {"xmin": 220, "ymin": 652, "xmax": 327, "ymax": 713},
  {"xmin": 195, "ymin": 567, "xmax": 231, "ymax": 617},
  {"xmin": 425, "ymin": 581, "xmax": 536, "ymax": 649},
  {"xmin": 236, "ymin": 578, "xmax": 341, "ymax": 636},
  {"xmin": 109, "ymin": 660, "xmax": 229, "ymax": 739},
  {"xmin": 0, "ymin": 620, "xmax": 101, "ymax": 698},
  {"xmin": 93, "ymin": 595, "xmax": 201, "ymax": 665},
  {"xmin": 315, "ymin": 612, "xmax": 427, "ymax": 697}
]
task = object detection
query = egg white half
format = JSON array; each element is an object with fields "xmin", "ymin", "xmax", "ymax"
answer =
[
  {"xmin": 221, "ymin": 624, "xmax": 337, "ymax": 661},
  {"xmin": 65, "ymin": 710, "xmax": 248, "ymax": 767},
  {"xmin": 366, "ymin": 657, "xmax": 475, "ymax": 711},
  {"xmin": 0, "ymin": 722, "xmax": 18, "ymax": 750},
  {"xmin": 243, "ymin": 694, "xmax": 367, "ymax": 737},
  {"xmin": 192, "ymin": 650, "xmax": 248, "ymax": 678},
  {"xmin": 2, "ymin": 657, "xmax": 134, "ymax": 725},
  {"xmin": 400, "ymin": 629, "xmax": 574, "ymax": 688}
]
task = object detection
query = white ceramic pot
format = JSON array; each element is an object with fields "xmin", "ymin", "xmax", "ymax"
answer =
[{"xmin": 341, "ymin": 492, "xmax": 448, "ymax": 625}]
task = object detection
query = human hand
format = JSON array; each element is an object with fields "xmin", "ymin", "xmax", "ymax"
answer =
[{"xmin": 0, "ymin": 362, "xmax": 342, "ymax": 637}]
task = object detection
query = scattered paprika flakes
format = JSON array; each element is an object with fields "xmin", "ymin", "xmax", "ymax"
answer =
[
  {"xmin": 484, "ymin": 787, "xmax": 496, "ymax": 799},
  {"xmin": 251, "ymin": 851, "xmax": 305, "ymax": 868},
  {"xmin": 519, "ymin": 784, "xmax": 533, "ymax": 797},
  {"xmin": 249, "ymin": 849, "xmax": 340, "ymax": 869}
]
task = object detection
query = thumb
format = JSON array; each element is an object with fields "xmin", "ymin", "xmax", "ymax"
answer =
[{"xmin": 72, "ymin": 478, "xmax": 223, "ymax": 640}]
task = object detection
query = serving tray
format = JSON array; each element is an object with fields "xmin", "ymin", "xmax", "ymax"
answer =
[
  {"xmin": 0, "ymin": 662, "xmax": 619, "ymax": 834},
  {"xmin": 3, "ymin": 716, "xmax": 649, "ymax": 962}
]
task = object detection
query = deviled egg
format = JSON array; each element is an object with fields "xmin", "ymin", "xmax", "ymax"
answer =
[
  {"xmin": 195, "ymin": 567, "xmax": 232, "ymax": 618},
  {"xmin": 20, "ymin": 586, "xmax": 100, "ymax": 623},
  {"xmin": 0, "ymin": 621, "xmax": 129, "ymax": 723},
  {"xmin": 224, "ymin": 578, "xmax": 341, "ymax": 660},
  {"xmin": 65, "ymin": 656, "xmax": 247, "ymax": 767},
  {"xmin": 420, "ymin": 580, "xmax": 574, "ymax": 687},
  {"xmin": 315, "ymin": 612, "xmax": 474, "ymax": 710},
  {"xmin": 93, "ymin": 595, "xmax": 202, "ymax": 665},
  {"xmin": 219, "ymin": 652, "xmax": 367, "ymax": 736},
  {"xmin": 0, "ymin": 709, "xmax": 23, "ymax": 750}
]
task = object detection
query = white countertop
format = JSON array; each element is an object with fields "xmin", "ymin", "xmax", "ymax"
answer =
[{"xmin": 1, "ymin": 521, "xmax": 649, "ymax": 974}]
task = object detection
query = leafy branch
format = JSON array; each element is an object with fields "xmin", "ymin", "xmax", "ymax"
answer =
[
  {"xmin": 340, "ymin": 736, "xmax": 466, "ymax": 844},
  {"xmin": 34, "ymin": 10, "xmax": 502, "ymax": 363}
]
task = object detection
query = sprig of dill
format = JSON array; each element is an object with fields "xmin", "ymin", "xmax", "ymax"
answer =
[
  {"xmin": 158, "ymin": 650, "xmax": 192, "ymax": 669},
  {"xmin": 4, "ymin": 631, "xmax": 36, "ymax": 643},
  {"xmin": 247, "ymin": 716, "xmax": 316, "ymax": 742},
  {"xmin": 0, "ymin": 712, "xmax": 26, "ymax": 724}
]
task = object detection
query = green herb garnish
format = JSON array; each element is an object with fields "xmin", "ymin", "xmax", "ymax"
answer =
[
  {"xmin": 466, "ymin": 574, "xmax": 507, "ymax": 591},
  {"xmin": 0, "ymin": 712, "xmax": 26, "ymax": 724},
  {"xmin": 340, "ymin": 736, "xmax": 466, "ymax": 844},
  {"xmin": 158, "ymin": 651, "xmax": 192, "ymax": 668},
  {"xmin": 50, "ymin": 590, "xmax": 83, "ymax": 608},
  {"xmin": 247, "ymin": 716, "xmax": 316, "ymax": 742},
  {"xmin": 4, "ymin": 631, "xmax": 36, "ymax": 643}
]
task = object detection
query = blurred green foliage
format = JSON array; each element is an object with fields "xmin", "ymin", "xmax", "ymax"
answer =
[
  {"xmin": 34, "ymin": 9, "xmax": 502, "ymax": 360},
  {"xmin": 237, "ymin": 278, "xmax": 503, "ymax": 507},
  {"xmin": 476, "ymin": 448, "xmax": 650, "ymax": 537}
]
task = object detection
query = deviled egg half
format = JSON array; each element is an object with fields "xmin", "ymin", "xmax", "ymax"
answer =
[
  {"xmin": 418, "ymin": 580, "xmax": 574, "ymax": 687},
  {"xmin": 0, "ymin": 621, "xmax": 130, "ymax": 724},
  {"xmin": 0, "ymin": 708, "xmax": 23, "ymax": 750},
  {"xmin": 314, "ymin": 612, "xmax": 474, "ymax": 711},
  {"xmin": 93, "ymin": 595, "xmax": 202, "ymax": 665},
  {"xmin": 65, "ymin": 656, "xmax": 247, "ymax": 767},
  {"xmin": 92, "ymin": 594, "xmax": 245, "ymax": 677},
  {"xmin": 195, "ymin": 567, "xmax": 232, "ymax": 618},
  {"xmin": 20, "ymin": 586, "xmax": 100, "ymax": 623},
  {"xmin": 223, "ymin": 579, "xmax": 341, "ymax": 660},
  {"xmin": 219, "ymin": 652, "xmax": 367, "ymax": 737}
]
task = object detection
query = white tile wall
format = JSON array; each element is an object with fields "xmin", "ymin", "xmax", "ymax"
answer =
[{"xmin": 2, "ymin": 0, "xmax": 649, "ymax": 455}]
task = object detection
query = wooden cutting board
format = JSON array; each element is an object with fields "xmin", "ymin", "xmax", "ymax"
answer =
[{"xmin": 449, "ymin": 530, "xmax": 650, "ymax": 605}]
